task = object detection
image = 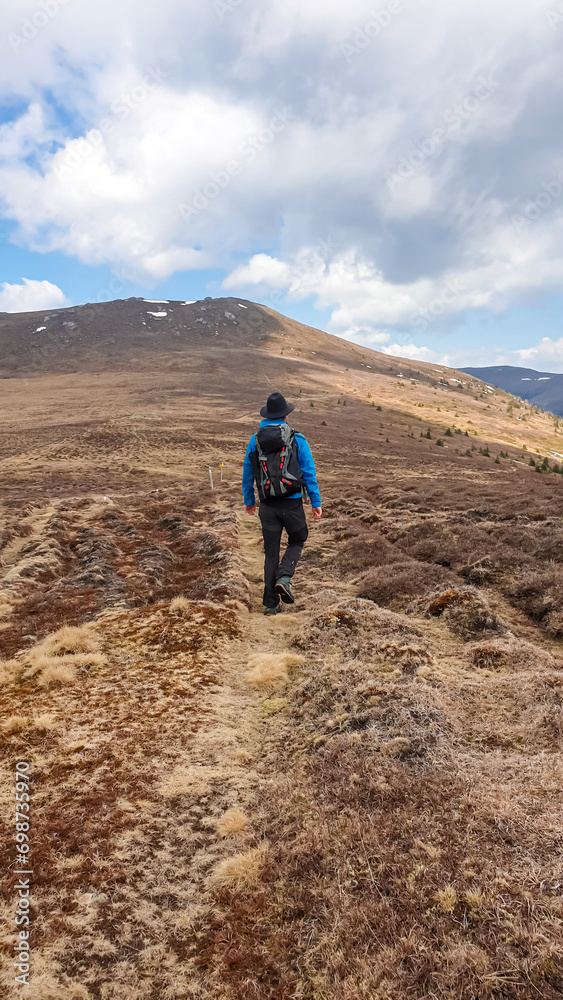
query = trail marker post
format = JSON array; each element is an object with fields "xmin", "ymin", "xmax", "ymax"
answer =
[
  {"xmin": 220, "ymin": 463, "xmax": 224, "ymax": 482},
  {"xmin": 209, "ymin": 468, "xmax": 214, "ymax": 489}
]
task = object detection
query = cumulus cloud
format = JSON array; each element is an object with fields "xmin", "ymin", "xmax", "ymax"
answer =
[
  {"xmin": 222, "ymin": 225, "xmax": 563, "ymax": 343},
  {"xmin": 514, "ymin": 338, "xmax": 563, "ymax": 370},
  {"xmin": 1, "ymin": 0, "xmax": 563, "ymax": 328},
  {"xmin": 0, "ymin": 278, "xmax": 69, "ymax": 313}
]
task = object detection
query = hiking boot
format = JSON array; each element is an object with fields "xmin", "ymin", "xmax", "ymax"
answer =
[
  {"xmin": 264, "ymin": 603, "xmax": 282, "ymax": 616},
  {"xmin": 275, "ymin": 576, "xmax": 294, "ymax": 604}
]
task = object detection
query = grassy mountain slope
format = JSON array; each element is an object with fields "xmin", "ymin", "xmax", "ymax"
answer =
[{"xmin": 1, "ymin": 298, "xmax": 562, "ymax": 999}]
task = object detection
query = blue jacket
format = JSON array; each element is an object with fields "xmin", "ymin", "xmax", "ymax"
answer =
[{"xmin": 242, "ymin": 419, "xmax": 322, "ymax": 507}]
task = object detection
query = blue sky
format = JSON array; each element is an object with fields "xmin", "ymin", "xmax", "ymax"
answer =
[{"xmin": 1, "ymin": 0, "xmax": 563, "ymax": 371}]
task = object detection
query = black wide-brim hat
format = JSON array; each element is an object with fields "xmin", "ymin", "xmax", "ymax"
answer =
[{"xmin": 260, "ymin": 392, "xmax": 295, "ymax": 419}]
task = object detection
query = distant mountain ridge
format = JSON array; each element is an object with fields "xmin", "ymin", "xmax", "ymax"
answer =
[{"xmin": 461, "ymin": 364, "xmax": 563, "ymax": 416}]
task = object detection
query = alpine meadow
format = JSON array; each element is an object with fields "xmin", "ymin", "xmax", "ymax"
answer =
[{"xmin": 1, "ymin": 297, "xmax": 562, "ymax": 998}]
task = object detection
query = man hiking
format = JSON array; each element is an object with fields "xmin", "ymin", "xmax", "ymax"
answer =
[{"xmin": 242, "ymin": 392, "xmax": 322, "ymax": 615}]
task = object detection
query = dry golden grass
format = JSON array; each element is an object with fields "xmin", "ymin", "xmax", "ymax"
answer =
[
  {"xmin": 31, "ymin": 713, "xmax": 57, "ymax": 731},
  {"xmin": 0, "ymin": 591, "xmax": 13, "ymax": 619},
  {"xmin": 245, "ymin": 651, "xmax": 305, "ymax": 691},
  {"xmin": 7, "ymin": 625, "xmax": 108, "ymax": 686},
  {"xmin": 169, "ymin": 595, "xmax": 191, "ymax": 613},
  {"xmin": 37, "ymin": 661, "xmax": 77, "ymax": 686},
  {"xmin": 225, "ymin": 598, "xmax": 249, "ymax": 612},
  {"xmin": 414, "ymin": 839, "xmax": 441, "ymax": 860},
  {"xmin": 0, "ymin": 660, "xmax": 19, "ymax": 685},
  {"xmin": 4, "ymin": 714, "xmax": 28, "ymax": 732},
  {"xmin": 208, "ymin": 844, "xmax": 267, "ymax": 890},
  {"xmin": 435, "ymin": 885, "xmax": 458, "ymax": 912},
  {"xmin": 159, "ymin": 764, "xmax": 231, "ymax": 799},
  {"xmin": 466, "ymin": 889, "xmax": 484, "ymax": 909},
  {"xmin": 39, "ymin": 623, "xmax": 100, "ymax": 657},
  {"xmin": 216, "ymin": 807, "xmax": 250, "ymax": 837}
]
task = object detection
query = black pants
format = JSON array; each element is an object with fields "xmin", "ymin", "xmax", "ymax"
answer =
[{"xmin": 258, "ymin": 498, "xmax": 309, "ymax": 608}]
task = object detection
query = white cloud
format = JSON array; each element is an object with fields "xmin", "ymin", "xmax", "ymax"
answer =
[
  {"xmin": 224, "ymin": 253, "xmax": 292, "ymax": 289},
  {"xmin": 515, "ymin": 338, "xmax": 563, "ymax": 370},
  {"xmin": 0, "ymin": 278, "xmax": 69, "ymax": 313},
  {"xmin": 1, "ymin": 0, "xmax": 563, "ymax": 321},
  {"xmin": 223, "ymin": 227, "xmax": 563, "ymax": 344},
  {"xmin": 0, "ymin": 88, "xmax": 259, "ymax": 282},
  {"xmin": 0, "ymin": 102, "xmax": 60, "ymax": 158},
  {"xmin": 382, "ymin": 343, "xmax": 449, "ymax": 363}
]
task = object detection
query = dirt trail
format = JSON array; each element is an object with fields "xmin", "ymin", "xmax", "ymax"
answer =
[{"xmin": 188, "ymin": 503, "xmax": 310, "ymax": 797}]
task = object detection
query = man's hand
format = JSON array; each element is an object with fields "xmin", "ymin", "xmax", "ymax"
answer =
[
  {"xmin": 311, "ymin": 507, "xmax": 322, "ymax": 520},
  {"xmin": 245, "ymin": 505, "xmax": 256, "ymax": 516}
]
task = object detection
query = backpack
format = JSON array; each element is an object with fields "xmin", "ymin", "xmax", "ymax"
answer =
[{"xmin": 250, "ymin": 424, "xmax": 306, "ymax": 502}]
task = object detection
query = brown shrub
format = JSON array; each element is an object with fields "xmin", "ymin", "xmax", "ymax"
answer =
[
  {"xmin": 391, "ymin": 518, "xmax": 524, "ymax": 577},
  {"xmin": 335, "ymin": 531, "xmax": 405, "ymax": 575},
  {"xmin": 532, "ymin": 527, "xmax": 563, "ymax": 561},
  {"xmin": 408, "ymin": 586, "xmax": 509, "ymax": 640},
  {"xmin": 308, "ymin": 588, "xmax": 341, "ymax": 609},
  {"xmin": 378, "ymin": 641, "xmax": 434, "ymax": 675},
  {"xmin": 356, "ymin": 560, "xmax": 455, "ymax": 608},
  {"xmin": 204, "ymin": 722, "xmax": 563, "ymax": 999},
  {"xmin": 293, "ymin": 599, "xmax": 428, "ymax": 660},
  {"xmin": 290, "ymin": 602, "xmax": 449, "ymax": 759},
  {"xmin": 459, "ymin": 555, "xmax": 503, "ymax": 585},
  {"xmin": 381, "ymin": 736, "xmax": 412, "ymax": 757},
  {"xmin": 466, "ymin": 637, "xmax": 558, "ymax": 672},
  {"xmin": 508, "ymin": 563, "xmax": 563, "ymax": 634},
  {"xmin": 545, "ymin": 609, "xmax": 563, "ymax": 637}
]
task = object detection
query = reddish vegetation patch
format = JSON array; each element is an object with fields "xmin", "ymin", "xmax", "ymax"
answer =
[
  {"xmin": 1, "ymin": 586, "xmax": 101, "ymax": 658},
  {"xmin": 0, "ymin": 488, "xmax": 249, "ymax": 656}
]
